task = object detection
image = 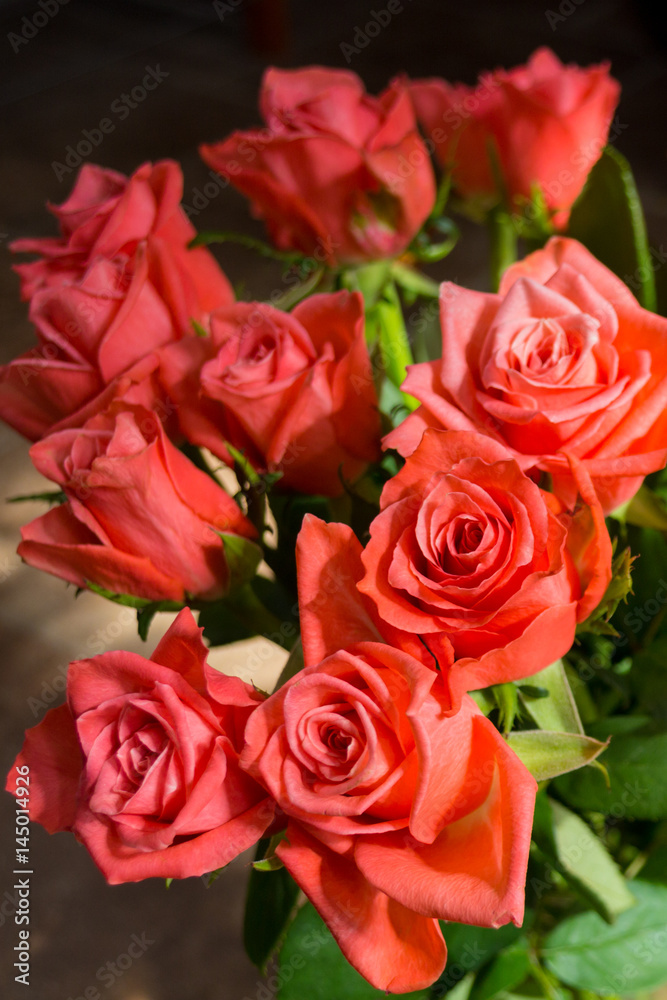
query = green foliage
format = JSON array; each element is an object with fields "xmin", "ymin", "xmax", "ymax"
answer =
[
  {"xmin": 567, "ymin": 146, "xmax": 657, "ymax": 311},
  {"xmin": 506, "ymin": 731, "xmax": 608, "ymax": 782},
  {"xmin": 542, "ymin": 881, "xmax": 667, "ymax": 994},
  {"xmin": 553, "ymin": 733, "xmax": 667, "ymax": 820},
  {"xmin": 532, "ymin": 794, "xmax": 635, "ymax": 922},
  {"xmin": 244, "ymin": 839, "xmax": 300, "ymax": 971}
]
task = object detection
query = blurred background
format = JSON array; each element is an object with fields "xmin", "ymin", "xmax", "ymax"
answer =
[{"xmin": 1, "ymin": 1, "xmax": 666, "ymax": 998}]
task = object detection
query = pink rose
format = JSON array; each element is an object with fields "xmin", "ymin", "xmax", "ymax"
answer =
[
  {"xmin": 7, "ymin": 609, "xmax": 274, "ymax": 883},
  {"xmin": 200, "ymin": 67, "xmax": 436, "ymax": 264},
  {"xmin": 2, "ymin": 161, "xmax": 234, "ymax": 440},
  {"xmin": 358, "ymin": 429, "xmax": 611, "ymax": 702},
  {"xmin": 0, "ymin": 252, "xmax": 176, "ymax": 440},
  {"xmin": 160, "ymin": 290, "xmax": 381, "ymax": 496},
  {"xmin": 387, "ymin": 238, "xmax": 667, "ymax": 513},
  {"xmin": 239, "ymin": 514, "xmax": 537, "ymax": 993},
  {"xmin": 410, "ymin": 48, "xmax": 620, "ymax": 226},
  {"xmin": 19, "ymin": 403, "xmax": 257, "ymax": 601},
  {"xmin": 12, "ymin": 160, "xmax": 232, "ymax": 322}
]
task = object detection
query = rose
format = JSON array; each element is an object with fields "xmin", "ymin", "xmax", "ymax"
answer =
[
  {"xmin": 7, "ymin": 608, "xmax": 274, "ymax": 883},
  {"xmin": 18, "ymin": 403, "xmax": 258, "ymax": 601},
  {"xmin": 200, "ymin": 66, "xmax": 436, "ymax": 264},
  {"xmin": 386, "ymin": 238, "xmax": 667, "ymax": 513},
  {"xmin": 2, "ymin": 160, "xmax": 235, "ymax": 441},
  {"xmin": 11, "ymin": 160, "xmax": 233, "ymax": 324},
  {"xmin": 160, "ymin": 290, "xmax": 381, "ymax": 496},
  {"xmin": 410, "ymin": 48, "xmax": 620, "ymax": 226},
  {"xmin": 0, "ymin": 252, "xmax": 178, "ymax": 440},
  {"xmin": 239, "ymin": 514, "xmax": 537, "ymax": 993},
  {"xmin": 358, "ymin": 429, "xmax": 611, "ymax": 702}
]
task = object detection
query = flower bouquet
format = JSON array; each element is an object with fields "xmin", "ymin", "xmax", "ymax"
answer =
[{"xmin": 5, "ymin": 49, "xmax": 667, "ymax": 999}]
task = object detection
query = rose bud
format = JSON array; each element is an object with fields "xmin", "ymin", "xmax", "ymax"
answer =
[
  {"xmin": 18, "ymin": 403, "xmax": 257, "ymax": 602},
  {"xmin": 410, "ymin": 48, "xmax": 620, "ymax": 226},
  {"xmin": 200, "ymin": 66, "xmax": 436, "ymax": 264}
]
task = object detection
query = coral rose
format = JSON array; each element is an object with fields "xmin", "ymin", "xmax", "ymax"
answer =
[
  {"xmin": 7, "ymin": 609, "xmax": 274, "ymax": 883},
  {"xmin": 410, "ymin": 48, "xmax": 620, "ymax": 226},
  {"xmin": 18, "ymin": 403, "xmax": 257, "ymax": 601},
  {"xmin": 160, "ymin": 290, "xmax": 381, "ymax": 496},
  {"xmin": 239, "ymin": 514, "xmax": 537, "ymax": 993},
  {"xmin": 2, "ymin": 161, "xmax": 233, "ymax": 440},
  {"xmin": 359, "ymin": 429, "xmax": 611, "ymax": 702},
  {"xmin": 387, "ymin": 238, "xmax": 667, "ymax": 513},
  {"xmin": 200, "ymin": 66, "xmax": 436, "ymax": 264}
]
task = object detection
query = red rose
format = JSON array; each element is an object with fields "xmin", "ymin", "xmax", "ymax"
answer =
[
  {"xmin": 18, "ymin": 403, "xmax": 257, "ymax": 601},
  {"xmin": 410, "ymin": 48, "xmax": 620, "ymax": 226},
  {"xmin": 239, "ymin": 515, "xmax": 537, "ymax": 993},
  {"xmin": 160, "ymin": 290, "xmax": 381, "ymax": 496},
  {"xmin": 2, "ymin": 161, "xmax": 234, "ymax": 441},
  {"xmin": 358, "ymin": 429, "xmax": 611, "ymax": 702},
  {"xmin": 200, "ymin": 67, "xmax": 435, "ymax": 264},
  {"xmin": 7, "ymin": 609, "xmax": 274, "ymax": 883},
  {"xmin": 387, "ymin": 238, "xmax": 667, "ymax": 513}
]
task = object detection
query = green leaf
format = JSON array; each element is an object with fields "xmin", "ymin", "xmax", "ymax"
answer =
[
  {"xmin": 469, "ymin": 940, "xmax": 531, "ymax": 1000},
  {"xmin": 637, "ymin": 844, "xmax": 667, "ymax": 885},
  {"xmin": 7, "ymin": 489, "xmax": 67, "ymax": 505},
  {"xmin": 367, "ymin": 292, "xmax": 418, "ymax": 407},
  {"xmin": 567, "ymin": 146, "xmax": 657, "ymax": 312},
  {"xmin": 198, "ymin": 581, "xmax": 286, "ymax": 649},
  {"xmin": 219, "ymin": 533, "xmax": 263, "ymax": 591},
  {"xmin": 576, "ymin": 547, "xmax": 635, "ymax": 637},
  {"xmin": 554, "ymin": 733, "xmax": 667, "ymax": 820},
  {"xmin": 617, "ymin": 484, "xmax": 667, "ymax": 533},
  {"xmin": 390, "ymin": 261, "xmax": 441, "ymax": 299},
  {"xmin": 469, "ymin": 688, "xmax": 496, "ymax": 716},
  {"xmin": 136, "ymin": 601, "xmax": 188, "ymax": 641},
  {"xmin": 518, "ymin": 661, "xmax": 583, "ymax": 734},
  {"xmin": 86, "ymin": 581, "xmax": 183, "ymax": 612},
  {"xmin": 541, "ymin": 881, "xmax": 667, "ymax": 994},
  {"xmin": 189, "ymin": 229, "xmax": 304, "ymax": 265},
  {"xmin": 547, "ymin": 798, "xmax": 635, "ymax": 921},
  {"xmin": 506, "ymin": 731, "xmax": 608, "ymax": 781},
  {"xmin": 244, "ymin": 839, "xmax": 300, "ymax": 972},
  {"xmin": 490, "ymin": 682, "xmax": 519, "ymax": 733},
  {"xmin": 433, "ymin": 920, "xmax": 527, "ymax": 994},
  {"xmin": 277, "ymin": 902, "xmax": 430, "ymax": 999}
]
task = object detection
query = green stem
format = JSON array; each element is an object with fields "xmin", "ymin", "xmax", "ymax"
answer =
[{"xmin": 488, "ymin": 208, "xmax": 518, "ymax": 291}]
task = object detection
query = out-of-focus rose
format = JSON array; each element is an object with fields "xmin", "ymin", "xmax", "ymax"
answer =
[
  {"xmin": 18, "ymin": 403, "xmax": 257, "ymax": 601},
  {"xmin": 358, "ymin": 429, "xmax": 611, "ymax": 702},
  {"xmin": 200, "ymin": 66, "xmax": 436, "ymax": 264},
  {"xmin": 387, "ymin": 238, "xmax": 667, "ymax": 513},
  {"xmin": 7, "ymin": 609, "xmax": 274, "ymax": 883},
  {"xmin": 11, "ymin": 160, "xmax": 232, "ymax": 322},
  {"xmin": 410, "ymin": 48, "xmax": 620, "ymax": 226},
  {"xmin": 2, "ymin": 161, "xmax": 234, "ymax": 441},
  {"xmin": 239, "ymin": 514, "xmax": 537, "ymax": 994},
  {"xmin": 160, "ymin": 290, "xmax": 381, "ymax": 496}
]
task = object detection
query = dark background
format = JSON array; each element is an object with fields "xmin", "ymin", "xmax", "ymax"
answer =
[{"xmin": 1, "ymin": 2, "xmax": 666, "ymax": 999}]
